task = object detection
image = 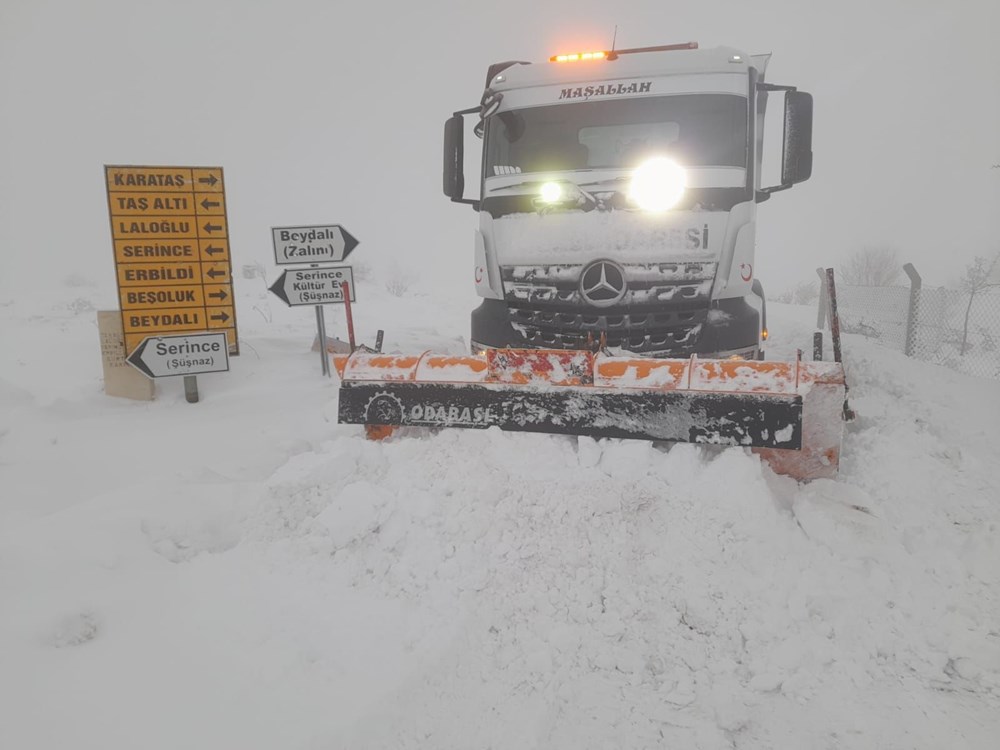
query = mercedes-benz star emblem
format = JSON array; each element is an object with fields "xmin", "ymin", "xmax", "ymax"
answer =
[{"xmin": 579, "ymin": 260, "xmax": 627, "ymax": 308}]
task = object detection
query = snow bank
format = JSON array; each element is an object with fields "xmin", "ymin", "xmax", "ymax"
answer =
[{"xmin": 1, "ymin": 284, "xmax": 997, "ymax": 749}]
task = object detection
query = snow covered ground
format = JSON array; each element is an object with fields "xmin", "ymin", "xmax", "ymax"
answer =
[{"xmin": 2, "ymin": 274, "xmax": 998, "ymax": 749}]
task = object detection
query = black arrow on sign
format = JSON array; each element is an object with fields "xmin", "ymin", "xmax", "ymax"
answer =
[
  {"xmin": 207, "ymin": 268, "xmax": 226, "ymax": 279},
  {"xmin": 201, "ymin": 198, "xmax": 221, "ymax": 210},
  {"xmin": 203, "ymin": 244, "xmax": 224, "ymax": 256},
  {"xmin": 339, "ymin": 227, "xmax": 360, "ymax": 261},
  {"xmin": 198, "ymin": 174, "xmax": 219, "ymax": 186},
  {"xmin": 208, "ymin": 289, "xmax": 228, "ymax": 301},
  {"xmin": 210, "ymin": 312, "xmax": 230, "ymax": 323},
  {"xmin": 203, "ymin": 222, "xmax": 223, "ymax": 233},
  {"xmin": 126, "ymin": 339, "xmax": 155, "ymax": 378},
  {"xmin": 268, "ymin": 272, "xmax": 290, "ymax": 305}
]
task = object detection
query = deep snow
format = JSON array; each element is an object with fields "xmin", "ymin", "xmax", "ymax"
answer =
[{"xmin": 1, "ymin": 274, "xmax": 998, "ymax": 749}]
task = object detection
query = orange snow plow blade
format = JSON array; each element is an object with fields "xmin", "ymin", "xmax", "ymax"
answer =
[{"xmin": 334, "ymin": 349, "xmax": 847, "ymax": 481}]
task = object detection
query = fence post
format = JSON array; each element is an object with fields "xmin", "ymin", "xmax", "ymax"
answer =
[
  {"xmin": 816, "ymin": 267, "xmax": 828, "ymax": 329},
  {"xmin": 903, "ymin": 263, "xmax": 921, "ymax": 357},
  {"xmin": 826, "ymin": 269, "xmax": 843, "ymax": 364}
]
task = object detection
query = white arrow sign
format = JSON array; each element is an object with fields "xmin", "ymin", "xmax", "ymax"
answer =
[
  {"xmin": 126, "ymin": 332, "xmax": 230, "ymax": 378},
  {"xmin": 269, "ymin": 266, "xmax": 356, "ymax": 307},
  {"xmin": 271, "ymin": 224, "xmax": 359, "ymax": 265}
]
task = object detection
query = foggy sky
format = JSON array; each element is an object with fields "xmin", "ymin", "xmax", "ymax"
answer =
[{"xmin": 1, "ymin": 0, "xmax": 997, "ymax": 307}]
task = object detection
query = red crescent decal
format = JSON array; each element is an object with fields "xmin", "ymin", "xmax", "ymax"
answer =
[
  {"xmin": 475, "ymin": 266, "xmax": 484, "ymax": 283},
  {"xmin": 739, "ymin": 263, "xmax": 752, "ymax": 282}
]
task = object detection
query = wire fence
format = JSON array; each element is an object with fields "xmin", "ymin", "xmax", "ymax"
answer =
[
  {"xmin": 836, "ymin": 284, "xmax": 911, "ymax": 346},
  {"xmin": 833, "ymin": 276, "xmax": 1000, "ymax": 380}
]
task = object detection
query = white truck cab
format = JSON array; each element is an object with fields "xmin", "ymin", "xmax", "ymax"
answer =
[{"xmin": 444, "ymin": 42, "xmax": 813, "ymax": 359}]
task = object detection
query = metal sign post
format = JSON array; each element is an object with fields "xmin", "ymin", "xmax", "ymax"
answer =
[
  {"xmin": 269, "ymin": 224, "xmax": 360, "ymax": 376},
  {"xmin": 268, "ymin": 264, "xmax": 357, "ymax": 376},
  {"xmin": 316, "ymin": 305, "xmax": 330, "ymax": 377}
]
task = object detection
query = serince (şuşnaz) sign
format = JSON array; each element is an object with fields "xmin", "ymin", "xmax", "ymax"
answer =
[
  {"xmin": 269, "ymin": 266, "xmax": 356, "ymax": 307},
  {"xmin": 126, "ymin": 332, "xmax": 230, "ymax": 378}
]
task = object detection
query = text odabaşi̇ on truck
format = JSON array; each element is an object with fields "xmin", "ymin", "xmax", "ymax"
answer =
[{"xmin": 443, "ymin": 42, "xmax": 813, "ymax": 360}]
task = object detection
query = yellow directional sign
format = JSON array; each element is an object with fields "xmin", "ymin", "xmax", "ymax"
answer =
[
  {"xmin": 106, "ymin": 166, "xmax": 192, "ymax": 192},
  {"xmin": 116, "ymin": 262, "xmax": 201, "ymax": 287},
  {"xmin": 123, "ymin": 308, "xmax": 208, "ymax": 334},
  {"xmin": 119, "ymin": 284, "xmax": 207, "ymax": 309},
  {"xmin": 106, "ymin": 165, "xmax": 238, "ymax": 355},
  {"xmin": 110, "ymin": 192, "xmax": 199, "ymax": 215}
]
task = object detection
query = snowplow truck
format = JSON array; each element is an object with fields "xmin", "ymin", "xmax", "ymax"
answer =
[
  {"xmin": 449, "ymin": 42, "xmax": 813, "ymax": 359},
  {"xmin": 336, "ymin": 43, "xmax": 847, "ymax": 481}
]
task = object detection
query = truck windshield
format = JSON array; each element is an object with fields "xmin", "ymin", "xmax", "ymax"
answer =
[{"xmin": 485, "ymin": 94, "xmax": 747, "ymax": 176}]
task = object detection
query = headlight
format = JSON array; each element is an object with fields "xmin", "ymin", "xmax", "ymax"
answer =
[
  {"xmin": 628, "ymin": 157, "xmax": 687, "ymax": 212},
  {"xmin": 538, "ymin": 181, "xmax": 563, "ymax": 204}
]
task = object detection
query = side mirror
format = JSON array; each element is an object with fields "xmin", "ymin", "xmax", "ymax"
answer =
[
  {"xmin": 781, "ymin": 91, "xmax": 813, "ymax": 185},
  {"xmin": 443, "ymin": 114, "xmax": 465, "ymax": 200}
]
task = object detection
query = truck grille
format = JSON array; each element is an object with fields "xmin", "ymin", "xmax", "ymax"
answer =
[{"xmin": 501, "ymin": 261, "xmax": 716, "ymax": 354}]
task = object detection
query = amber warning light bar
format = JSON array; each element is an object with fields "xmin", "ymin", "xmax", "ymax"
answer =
[
  {"xmin": 550, "ymin": 50, "xmax": 607, "ymax": 63},
  {"xmin": 550, "ymin": 42, "xmax": 698, "ymax": 62}
]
